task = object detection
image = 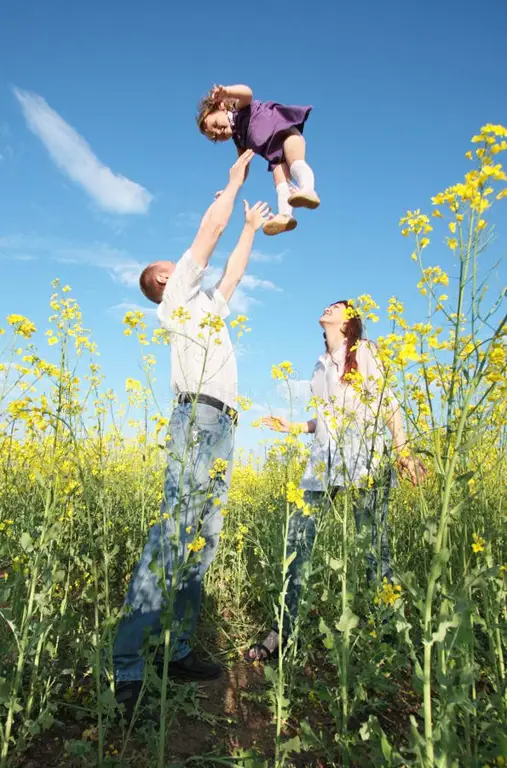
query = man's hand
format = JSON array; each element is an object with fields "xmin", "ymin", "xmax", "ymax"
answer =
[
  {"xmin": 229, "ymin": 149, "xmax": 254, "ymax": 188},
  {"xmin": 397, "ymin": 454, "xmax": 427, "ymax": 487},
  {"xmin": 190, "ymin": 150, "xmax": 255, "ymax": 269},
  {"xmin": 244, "ymin": 200, "xmax": 272, "ymax": 232}
]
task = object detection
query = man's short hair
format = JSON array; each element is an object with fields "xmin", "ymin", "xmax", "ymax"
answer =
[{"xmin": 139, "ymin": 264, "xmax": 156, "ymax": 301}]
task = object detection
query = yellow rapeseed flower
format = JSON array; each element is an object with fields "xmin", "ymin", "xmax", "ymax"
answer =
[
  {"xmin": 472, "ymin": 533, "xmax": 486, "ymax": 554},
  {"xmin": 7, "ymin": 314, "xmax": 37, "ymax": 339},
  {"xmin": 125, "ymin": 378, "xmax": 142, "ymax": 392},
  {"xmin": 187, "ymin": 536, "xmax": 206, "ymax": 553},
  {"xmin": 271, "ymin": 360, "xmax": 294, "ymax": 380},
  {"xmin": 374, "ymin": 579, "xmax": 402, "ymax": 608},
  {"xmin": 209, "ymin": 458, "xmax": 228, "ymax": 479}
]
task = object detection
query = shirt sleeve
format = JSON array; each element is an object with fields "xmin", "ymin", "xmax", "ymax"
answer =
[
  {"xmin": 204, "ymin": 286, "xmax": 231, "ymax": 319},
  {"xmin": 157, "ymin": 250, "xmax": 204, "ymax": 328}
]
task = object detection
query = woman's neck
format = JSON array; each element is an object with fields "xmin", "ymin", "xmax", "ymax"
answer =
[{"xmin": 325, "ymin": 328, "xmax": 345, "ymax": 355}]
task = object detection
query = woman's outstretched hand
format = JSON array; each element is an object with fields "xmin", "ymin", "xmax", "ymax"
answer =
[
  {"xmin": 261, "ymin": 416, "xmax": 291, "ymax": 433},
  {"xmin": 397, "ymin": 454, "xmax": 426, "ymax": 487}
]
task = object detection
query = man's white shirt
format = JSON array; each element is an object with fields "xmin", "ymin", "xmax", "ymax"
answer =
[{"xmin": 157, "ymin": 250, "xmax": 238, "ymax": 409}]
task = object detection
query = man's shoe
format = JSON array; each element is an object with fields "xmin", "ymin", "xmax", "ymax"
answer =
[
  {"xmin": 163, "ymin": 650, "xmax": 222, "ymax": 681},
  {"xmin": 115, "ymin": 680, "xmax": 144, "ymax": 723}
]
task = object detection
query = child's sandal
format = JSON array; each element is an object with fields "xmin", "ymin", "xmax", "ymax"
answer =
[{"xmin": 263, "ymin": 215, "xmax": 298, "ymax": 236}]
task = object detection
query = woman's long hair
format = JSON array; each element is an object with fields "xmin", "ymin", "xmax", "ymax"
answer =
[{"xmin": 323, "ymin": 300, "xmax": 364, "ymax": 383}]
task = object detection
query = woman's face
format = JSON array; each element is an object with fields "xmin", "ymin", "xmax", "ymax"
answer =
[{"xmin": 319, "ymin": 302, "xmax": 347, "ymax": 329}]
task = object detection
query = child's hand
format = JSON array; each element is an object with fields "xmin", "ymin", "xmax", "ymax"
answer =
[
  {"xmin": 244, "ymin": 200, "xmax": 272, "ymax": 232},
  {"xmin": 211, "ymin": 84, "xmax": 228, "ymax": 103}
]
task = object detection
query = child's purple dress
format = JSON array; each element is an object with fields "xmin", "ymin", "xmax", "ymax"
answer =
[{"xmin": 232, "ymin": 100, "xmax": 312, "ymax": 171}]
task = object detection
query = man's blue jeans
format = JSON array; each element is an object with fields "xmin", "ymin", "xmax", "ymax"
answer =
[{"xmin": 113, "ymin": 401, "xmax": 235, "ymax": 682}]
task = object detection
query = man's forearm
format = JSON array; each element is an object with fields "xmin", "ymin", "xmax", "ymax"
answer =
[
  {"xmin": 202, "ymin": 180, "xmax": 242, "ymax": 232},
  {"xmin": 216, "ymin": 224, "xmax": 255, "ymax": 302},
  {"xmin": 224, "ymin": 224, "xmax": 255, "ymax": 280},
  {"xmin": 191, "ymin": 181, "xmax": 242, "ymax": 268}
]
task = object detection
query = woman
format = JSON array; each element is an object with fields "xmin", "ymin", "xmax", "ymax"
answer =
[{"xmin": 247, "ymin": 300, "xmax": 425, "ymax": 662}]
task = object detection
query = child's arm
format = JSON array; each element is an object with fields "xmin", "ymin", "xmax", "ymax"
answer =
[{"xmin": 212, "ymin": 84, "xmax": 253, "ymax": 109}]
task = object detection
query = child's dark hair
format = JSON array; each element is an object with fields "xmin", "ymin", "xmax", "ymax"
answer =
[{"xmin": 196, "ymin": 90, "xmax": 235, "ymax": 137}]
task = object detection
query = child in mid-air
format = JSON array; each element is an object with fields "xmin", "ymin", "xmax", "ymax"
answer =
[{"xmin": 197, "ymin": 84, "xmax": 319, "ymax": 236}]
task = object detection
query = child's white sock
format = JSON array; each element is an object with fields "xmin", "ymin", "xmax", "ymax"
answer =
[
  {"xmin": 290, "ymin": 160, "xmax": 315, "ymax": 192},
  {"xmin": 276, "ymin": 182, "xmax": 293, "ymax": 217}
]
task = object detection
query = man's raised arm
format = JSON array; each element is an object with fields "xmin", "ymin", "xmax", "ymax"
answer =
[
  {"xmin": 217, "ymin": 200, "xmax": 272, "ymax": 303},
  {"xmin": 190, "ymin": 150, "xmax": 254, "ymax": 269}
]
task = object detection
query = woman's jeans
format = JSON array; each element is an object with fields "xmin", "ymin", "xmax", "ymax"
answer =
[
  {"xmin": 275, "ymin": 476, "xmax": 393, "ymax": 638},
  {"xmin": 113, "ymin": 401, "xmax": 235, "ymax": 682}
]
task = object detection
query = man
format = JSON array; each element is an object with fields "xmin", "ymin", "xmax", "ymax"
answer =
[{"xmin": 113, "ymin": 149, "xmax": 271, "ymax": 716}]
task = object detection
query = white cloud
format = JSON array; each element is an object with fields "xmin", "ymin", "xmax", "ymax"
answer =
[
  {"xmin": 1, "ymin": 233, "xmax": 281, "ymax": 312},
  {"xmin": 13, "ymin": 87, "xmax": 153, "ymax": 215},
  {"xmin": 241, "ymin": 274, "xmax": 281, "ymax": 292},
  {"xmin": 0, "ymin": 252, "xmax": 36, "ymax": 262},
  {"xmin": 55, "ymin": 243, "xmax": 144, "ymax": 287},
  {"xmin": 277, "ymin": 379, "xmax": 312, "ymax": 403},
  {"xmin": 250, "ymin": 249, "xmax": 285, "ymax": 263},
  {"xmin": 202, "ymin": 265, "xmax": 280, "ymax": 314}
]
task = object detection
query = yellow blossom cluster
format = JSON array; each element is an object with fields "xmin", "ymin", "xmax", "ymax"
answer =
[
  {"xmin": 271, "ymin": 361, "xmax": 294, "ymax": 380},
  {"xmin": 7, "ymin": 314, "xmax": 37, "ymax": 339},
  {"xmin": 187, "ymin": 536, "xmax": 206, "ymax": 553},
  {"xmin": 230, "ymin": 314, "xmax": 251, "ymax": 339},
  {"xmin": 374, "ymin": 579, "xmax": 402, "ymax": 607},
  {"xmin": 209, "ymin": 457, "xmax": 229, "ymax": 480},
  {"xmin": 472, "ymin": 533, "xmax": 486, "ymax": 554},
  {"xmin": 171, "ymin": 306, "xmax": 191, "ymax": 324}
]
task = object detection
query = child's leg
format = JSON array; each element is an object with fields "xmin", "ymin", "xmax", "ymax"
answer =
[
  {"xmin": 283, "ymin": 130, "xmax": 319, "ymax": 210},
  {"xmin": 274, "ymin": 163, "xmax": 293, "ymax": 217},
  {"xmin": 263, "ymin": 163, "xmax": 298, "ymax": 236}
]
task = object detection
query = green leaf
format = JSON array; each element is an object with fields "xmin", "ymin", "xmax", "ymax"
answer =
[
  {"xmin": 336, "ymin": 607, "xmax": 359, "ymax": 634},
  {"xmin": 20, "ymin": 532, "xmax": 33, "ymax": 552},
  {"xmin": 52, "ymin": 570, "xmax": 66, "ymax": 583},
  {"xmin": 0, "ymin": 677, "xmax": 9, "ymax": 703},
  {"xmin": 283, "ymin": 551, "xmax": 296, "ymax": 570},
  {"xmin": 280, "ymin": 735, "xmax": 301, "ymax": 755},
  {"xmin": 325, "ymin": 554, "xmax": 343, "ymax": 572},
  {"xmin": 319, "ymin": 617, "xmax": 335, "ymax": 649},
  {"xmin": 380, "ymin": 729, "xmax": 394, "ymax": 761},
  {"xmin": 262, "ymin": 664, "xmax": 277, "ymax": 685},
  {"xmin": 359, "ymin": 715, "xmax": 377, "ymax": 741},
  {"xmin": 34, "ymin": 470, "xmax": 46, "ymax": 487},
  {"xmin": 431, "ymin": 615, "xmax": 460, "ymax": 645}
]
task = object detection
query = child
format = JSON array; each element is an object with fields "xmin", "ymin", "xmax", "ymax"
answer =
[{"xmin": 197, "ymin": 84, "xmax": 319, "ymax": 236}]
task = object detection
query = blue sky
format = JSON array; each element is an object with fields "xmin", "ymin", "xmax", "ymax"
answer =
[{"xmin": 1, "ymin": 0, "xmax": 506, "ymax": 452}]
